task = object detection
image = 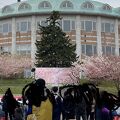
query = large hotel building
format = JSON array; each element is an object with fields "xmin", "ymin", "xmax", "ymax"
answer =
[{"xmin": 0, "ymin": 0, "xmax": 120, "ymax": 60}]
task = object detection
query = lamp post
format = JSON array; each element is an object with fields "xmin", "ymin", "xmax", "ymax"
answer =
[
  {"xmin": 0, "ymin": 46, "xmax": 3, "ymax": 55},
  {"xmin": 31, "ymin": 68, "xmax": 36, "ymax": 79}
]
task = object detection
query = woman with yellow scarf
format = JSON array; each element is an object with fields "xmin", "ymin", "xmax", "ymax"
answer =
[{"xmin": 22, "ymin": 78, "xmax": 54, "ymax": 120}]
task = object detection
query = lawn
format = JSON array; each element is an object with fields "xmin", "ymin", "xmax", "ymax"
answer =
[
  {"xmin": 0, "ymin": 78, "xmax": 33, "ymax": 95},
  {"xmin": 0, "ymin": 78, "xmax": 118, "ymax": 96}
]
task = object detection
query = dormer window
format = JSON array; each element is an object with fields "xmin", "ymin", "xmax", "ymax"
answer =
[
  {"xmin": 102, "ymin": 4, "xmax": 112, "ymax": 11},
  {"xmin": 2, "ymin": 6, "xmax": 14, "ymax": 13},
  {"xmin": 18, "ymin": 3, "xmax": 31, "ymax": 11},
  {"xmin": 60, "ymin": 1, "xmax": 73, "ymax": 9},
  {"xmin": 82, "ymin": 2, "xmax": 94, "ymax": 9},
  {"xmin": 38, "ymin": 1, "xmax": 52, "ymax": 9}
]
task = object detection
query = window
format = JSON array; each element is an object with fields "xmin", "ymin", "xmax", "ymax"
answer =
[
  {"xmin": 63, "ymin": 20, "xmax": 70, "ymax": 32},
  {"xmin": 105, "ymin": 23, "xmax": 110, "ymax": 33},
  {"xmin": 54, "ymin": 20, "xmax": 75, "ymax": 32},
  {"xmin": 101, "ymin": 23, "xmax": 104, "ymax": 32},
  {"xmin": 101, "ymin": 22, "xmax": 114, "ymax": 33},
  {"xmin": 93, "ymin": 45, "xmax": 97, "ymax": 55},
  {"xmin": 102, "ymin": 4, "xmax": 112, "ymax": 11},
  {"xmin": 16, "ymin": 44, "xmax": 31, "ymax": 55},
  {"xmin": 24, "ymin": 69, "xmax": 31, "ymax": 78},
  {"xmin": 2, "ymin": 6, "xmax": 14, "ymax": 13},
  {"xmin": 93, "ymin": 22, "xmax": 96, "ymax": 31},
  {"xmin": 38, "ymin": 1, "xmax": 52, "ymax": 9},
  {"xmin": 0, "ymin": 23, "xmax": 11, "ymax": 33},
  {"xmin": 17, "ymin": 23, "xmax": 20, "ymax": 31},
  {"xmin": 82, "ymin": 44, "xmax": 96, "ymax": 56},
  {"xmin": 60, "ymin": 1, "xmax": 73, "ymax": 8},
  {"xmin": 9, "ymin": 24, "xmax": 12, "ymax": 32},
  {"xmin": 106, "ymin": 46, "xmax": 111, "ymax": 55},
  {"xmin": 82, "ymin": 44, "xmax": 85, "ymax": 54},
  {"xmin": 81, "ymin": 21, "xmax": 96, "ymax": 32},
  {"xmin": 85, "ymin": 21, "xmax": 92, "ymax": 32},
  {"xmin": 17, "ymin": 22, "xmax": 31, "ymax": 32},
  {"xmin": 102, "ymin": 46, "xmax": 105, "ymax": 54},
  {"xmin": 102, "ymin": 46, "xmax": 113, "ymax": 55},
  {"xmin": 71, "ymin": 21, "xmax": 75, "ymax": 30},
  {"xmin": 18, "ymin": 3, "xmax": 31, "ymax": 11},
  {"xmin": 3, "ymin": 24, "xmax": 8, "ymax": 33},
  {"xmin": 41, "ymin": 21, "xmax": 48, "ymax": 27},
  {"xmin": 111, "ymin": 24, "xmax": 114, "ymax": 32},
  {"xmin": 21, "ymin": 22, "xmax": 27, "ymax": 32},
  {"xmin": 112, "ymin": 47, "xmax": 115, "ymax": 55},
  {"xmin": 28, "ymin": 22, "xmax": 31, "ymax": 31},
  {"xmin": 82, "ymin": 2, "xmax": 94, "ymax": 9},
  {"xmin": 81, "ymin": 21, "xmax": 84, "ymax": 30},
  {"xmin": 86, "ymin": 45, "xmax": 92, "ymax": 56},
  {"xmin": 3, "ymin": 46, "xmax": 11, "ymax": 53},
  {"xmin": 0, "ymin": 25, "xmax": 2, "ymax": 33}
]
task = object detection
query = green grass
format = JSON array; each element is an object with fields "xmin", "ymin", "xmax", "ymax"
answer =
[
  {"xmin": 0, "ymin": 78, "xmax": 33, "ymax": 95},
  {"xmin": 0, "ymin": 78, "xmax": 118, "ymax": 95},
  {"xmin": 80, "ymin": 79, "xmax": 118, "ymax": 95}
]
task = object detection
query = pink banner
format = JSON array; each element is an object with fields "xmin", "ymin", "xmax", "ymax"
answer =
[{"xmin": 35, "ymin": 68, "xmax": 79, "ymax": 84}]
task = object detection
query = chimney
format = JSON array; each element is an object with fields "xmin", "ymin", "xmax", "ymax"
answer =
[{"xmin": 18, "ymin": 0, "xmax": 21, "ymax": 2}]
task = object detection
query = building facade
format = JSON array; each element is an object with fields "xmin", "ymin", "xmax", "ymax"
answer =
[{"xmin": 0, "ymin": 0, "xmax": 120, "ymax": 61}]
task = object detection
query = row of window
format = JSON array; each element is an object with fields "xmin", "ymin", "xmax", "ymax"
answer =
[
  {"xmin": 38, "ymin": 20, "xmax": 115, "ymax": 33},
  {"xmin": 81, "ymin": 21, "xmax": 115, "ymax": 33},
  {"xmin": 82, "ymin": 44, "xmax": 115, "ymax": 56},
  {"xmin": 0, "ymin": 44, "xmax": 117, "ymax": 56},
  {"xmin": 102, "ymin": 46, "xmax": 115, "ymax": 55},
  {"xmin": 2, "ymin": 1, "xmax": 113, "ymax": 14},
  {"xmin": 0, "ymin": 21, "xmax": 115, "ymax": 33},
  {"xmin": 2, "ymin": 46, "xmax": 11, "ymax": 52},
  {"xmin": 37, "ymin": 20, "xmax": 75, "ymax": 32},
  {"xmin": 16, "ymin": 44, "xmax": 31, "ymax": 55}
]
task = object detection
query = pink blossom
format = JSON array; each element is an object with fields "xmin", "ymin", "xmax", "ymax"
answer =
[{"xmin": 0, "ymin": 55, "xmax": 31, "ymax": 79}]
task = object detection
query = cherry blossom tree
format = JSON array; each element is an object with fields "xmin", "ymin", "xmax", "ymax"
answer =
[
  {"xmin": 0, "ymin": 55, "xmax": 31, "ymax": 79},
  {"xmin": 82, "ymin": 55, "xmax": 120, "ymax": 91}
]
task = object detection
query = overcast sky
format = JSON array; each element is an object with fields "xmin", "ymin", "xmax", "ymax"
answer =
[{"xmin": 0, "ymin": 0, "xmax": 120, "ymax": 8}]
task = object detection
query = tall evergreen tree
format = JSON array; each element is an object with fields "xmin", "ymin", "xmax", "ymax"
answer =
[{"xmin": 35, "ymin": 11, "xmax": 76, "ymax": 67}]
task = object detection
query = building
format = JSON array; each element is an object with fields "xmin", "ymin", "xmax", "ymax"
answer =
[{"xmin": 0, "ymin": 0, "xmax": 120, "ymax": 61}]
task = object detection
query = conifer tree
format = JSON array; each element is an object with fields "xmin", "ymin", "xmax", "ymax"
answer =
[{"xmin": 35, "ymin": 11, "xmax": 76, "ymax": 67}]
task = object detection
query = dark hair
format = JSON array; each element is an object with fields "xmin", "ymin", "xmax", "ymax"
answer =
[
  {"xmin": 22, "ymin": 78, "xmax": 46, "ymax": 107},
  {"xmin": 52, "ymin": 86, "xmax": 58, "ymax": 93},
  {"xmin": 22, "ymin": 78, "xmax": 55, "ymax": 107}
]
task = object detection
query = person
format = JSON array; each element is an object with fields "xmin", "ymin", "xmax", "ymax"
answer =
[
  {"xmin": 14, "ymin": 105, "xmax": 24, "ymax": 120},
  {"xmin": 95, "ymin": 91, "xmax": 111, "ymax": 120},
  {"xmin": 51, "ymin": 86, "xmax": 63, "ymax": 120},
  {"xmin": 22, "ymin": 78, "xmax": 54, "ymax": 120},
  {"xmin": 62, "ymin": 88, "xmax": 75, "ymax": 120},
  {"xmin": 2, "ymin": 88, "xmax": 19, "ymax": 120},
  {"xmin": 74, "ymin": 86, "xmax": 87, "ymax": 120},
  {"xmin": 81, "ymin": 83, "xmax": 97, "ymax": 120}
]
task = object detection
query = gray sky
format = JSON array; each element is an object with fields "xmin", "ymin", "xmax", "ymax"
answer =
[{"xmin": 0, "ymin": 0, "xmax": 120, "ymax": 8}]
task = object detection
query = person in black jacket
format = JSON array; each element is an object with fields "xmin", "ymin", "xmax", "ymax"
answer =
[
  {"xmin": 62, "ymin": 88, "xmax": 75, "ymax": 120},
  {"xmin": 2, "ymin": 88, "xmax": 19, "ymax": 120},
  {"xmin": 52, "ymin": 86, "xmax": 63, "ymax": 120},
  {"xmin": 74, "ymin": 86, "xmax": 87, "ymax": 120}
]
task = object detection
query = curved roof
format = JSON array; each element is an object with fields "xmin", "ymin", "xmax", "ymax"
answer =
[{"xmin": 0, "ymin": 0, "xmax": 120, "ymax": 19}]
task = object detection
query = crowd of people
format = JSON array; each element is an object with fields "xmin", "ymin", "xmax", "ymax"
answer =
[{"xmin": 1, "ymin": 78, "xmax": 120, "ymax": 120}]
